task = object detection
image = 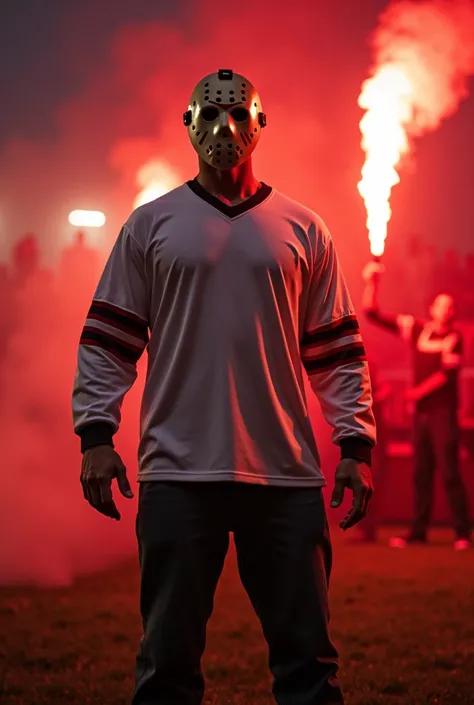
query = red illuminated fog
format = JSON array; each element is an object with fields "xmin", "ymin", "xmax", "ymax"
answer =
[{"xmin": 0, "ymin": 0, "xmax": 473, "ymax": 585}]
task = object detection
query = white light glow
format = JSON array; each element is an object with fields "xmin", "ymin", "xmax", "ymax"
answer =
[{"xmin": 68, "ymin": 210, "xmax": 107, "ymax": 228}]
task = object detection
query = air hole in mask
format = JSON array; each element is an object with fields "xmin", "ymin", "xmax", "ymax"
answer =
[
  {"xmin": 217, "ymin": 90, "xmax": 222, "ymax": 95},
  {"xmin": 216, "ymin": 151, "xmax": 221, "ymax": 156},
  {"xmin": 254, "ymin": 128, "xmax": 258, "ymax": 132},
  {"xmin": 230, "ymin": 97, "xmax": 235, "ymax": 103},
  {"xmin": 216, "ymin": 98, "xmax": 222, "ymax": 103},
  {"xmin": 216, "ymin": 159, "xmax": 221, "ymax": 164},
  {"xmin": 230, "ymin": 90, "xmax": 234, "ymax": 94},
  {"xmin": 196, "ymin": 131, "xmax": 201, "ymax": 136},
  {"xmin": 193, "ymin": 101, "xmax": 196, "ymax": 106},
  {"xmin": 216, "ymin": 143, "xmax": 221, "ymax": 148},
  {"xmin": 192, "ymin": 125, "xmax": 195, "ymax": 131},
  {"xmin": 227, "ymin": 143, "xmax": 232, "ymax": 148},
  {"xmin": 242, "ymin": 83, "xmax": 246, "ymax": 87},
  {"xmin": 205, "ymin": 82, "xmax": 209, "ymax": 87}
]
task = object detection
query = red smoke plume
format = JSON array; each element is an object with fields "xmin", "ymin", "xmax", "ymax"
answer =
[
  {"xmin": 358, "ymin": 0, "xmax": 474, "ymax": 256},
  {"xmin": 0, "ymin": 2, "xmax": 355, "ymax": 261},
  {"xmin": 0, "ymin": 1, "xmax": 347, "ymax": 586},
  {"xmin": 0, "ymin": 234, "xmax": 147, "ymax": 585},
  {"xmin": 373, "ymin": 0, "xmax": 474, "ymax": 134},
  {"xmin": 1, "ymin": 0, "xmax": 473, "ymax": 585}
]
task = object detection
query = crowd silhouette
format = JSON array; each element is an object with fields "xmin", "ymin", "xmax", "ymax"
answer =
[
  {"xmin": 0, "ymin": 231, "xmax": 103, "ymax": 420},
  {"xmin": 387, "ymin": 233, "xmax": 474, "ymax": 320}
]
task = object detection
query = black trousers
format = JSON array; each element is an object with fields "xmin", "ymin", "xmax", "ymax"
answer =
[
  {"xmin": 412, "ymin": 408, "xmax": 471, "ymax": 539},
  {"xmin": 132, "ymin": 481, "xmax": 343, "ymax": 705}
]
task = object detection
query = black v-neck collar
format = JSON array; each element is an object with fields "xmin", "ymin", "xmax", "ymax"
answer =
[{"xmin": 186, "ymin": 178, "xmax": 272, "ymax": 218}]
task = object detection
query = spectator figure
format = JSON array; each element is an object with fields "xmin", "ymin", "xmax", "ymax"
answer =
[{"xmin": 362, "ymin": 262, "xmax": 471, "ymax": 550}]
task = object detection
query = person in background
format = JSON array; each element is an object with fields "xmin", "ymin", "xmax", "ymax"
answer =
[
  {"xmin": 58, "ymin": 230, "xmax": 103, "ymax": 319},
  {"xmin": 11, "ymin": 233, "xmax": 42, "ymax": 285},
  {"xmin": 461, "ymin": 252, "xmax": 474, "ymax": 319},
  {"xmin": 362, "ymin": 261, "xmax": 471, "ymax": 550},
  {"xmin": 10, "ymin": 233, "xmax": 54, "ymax": 308}
]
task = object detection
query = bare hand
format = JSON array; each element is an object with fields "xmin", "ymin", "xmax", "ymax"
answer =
[
  {"xmin": 362, "ymin": 261, "xmax": 385, "ymax": 283},
  {"xmin": 330, "ymin": 458, "xmax": 374, "ymax": 530},
  {"xmin": 80, "ymin": 445, "xmax": 134, "ymax": 520}
]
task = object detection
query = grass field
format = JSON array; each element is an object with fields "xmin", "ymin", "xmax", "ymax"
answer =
[{"xmin": 1, "ymin": 528, "xmax": 473, "ymax": 705}]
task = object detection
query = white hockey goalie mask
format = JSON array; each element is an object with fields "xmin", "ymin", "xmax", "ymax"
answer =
[{"xmin": 183, "ymin": 69, "xmax": 267, "ymax": 170}]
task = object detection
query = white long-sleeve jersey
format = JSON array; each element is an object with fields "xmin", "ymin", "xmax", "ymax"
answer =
[{"xmin": 73, "ymin": 180, "xmax": 375, "ymax": 486}]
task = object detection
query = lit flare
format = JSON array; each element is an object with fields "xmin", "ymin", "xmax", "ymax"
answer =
[{"xmin": 357, "ymin": 65, "xmax": 412, "ymax": 257}]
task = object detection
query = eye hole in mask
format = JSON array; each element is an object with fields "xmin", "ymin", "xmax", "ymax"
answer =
[
  {"xmin": 230, "ymin": 106, "xmax": 249, "ymax": 122},
  {"xmin": 201, "ymin": 106, "xmax": 219, "ymax": 122}
]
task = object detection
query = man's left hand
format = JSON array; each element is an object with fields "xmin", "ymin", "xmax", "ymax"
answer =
[{"xmin": 330, "ymin": 458, "xmax": 374, "ymax": 530}]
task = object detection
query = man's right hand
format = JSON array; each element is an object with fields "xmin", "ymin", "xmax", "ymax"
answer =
[
  {"xmin": 80, "ymin": 445, "xmax": 134, "ymax": 520},
  {"xmin": 362, "ymin": 261, "xmax": 385, "ymax": 283}
]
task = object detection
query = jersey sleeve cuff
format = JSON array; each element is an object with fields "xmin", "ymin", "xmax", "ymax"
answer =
[
  {"xmin": 79, "ymin": 422, "xmax": 115, "ymax": 453},
  {"xmin": 340, "ymin": 437, "xmax": 372, "ymax": 466}
]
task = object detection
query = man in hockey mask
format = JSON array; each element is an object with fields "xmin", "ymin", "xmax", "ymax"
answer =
[{"xmin": 76, "ymin": 69, "xmax": 376, "ymax": 705}]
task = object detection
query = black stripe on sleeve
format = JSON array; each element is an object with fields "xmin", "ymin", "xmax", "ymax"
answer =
[
  {"xmin": 80, "ymin": 329, "xmax": 144, "ymax": 365},
  {"xmin": 88, "ymin": 301, "xmax": 149, "ymax": 342},
  {"xmin": 302, "ymin": 317, "xmax": 360, "ymax": 347},
  {"xmin": 303, "ymin": 343, "xmax": 367, "ymax": 373}
]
